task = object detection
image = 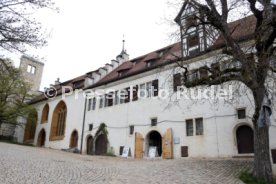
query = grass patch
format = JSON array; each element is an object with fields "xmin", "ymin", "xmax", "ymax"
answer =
[{"xmin": 239, "ymin": 171, "xmax": 276, "ymax": 184}]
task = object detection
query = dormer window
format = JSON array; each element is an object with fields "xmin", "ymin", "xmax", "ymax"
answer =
[
  {"xmin": 73, "ymin": 80, "xmax": 84, "ymax": 89},
  {"xmin": 118, "ymin": 69, "xmax": 128, "ymax": 77},
  {"xmin": 186, "ymin": 15, "xmax": 197, "ymax": 29},
  {"xmin": 145, "ymin": 59, "xmax": 158, "ymax": 68},
  {"xmin": 188, "ymin": 34, "xmax": 200, "ymax": 55}
]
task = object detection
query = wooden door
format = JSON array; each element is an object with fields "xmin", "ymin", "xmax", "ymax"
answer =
[
  {"xmin": 135, "ymin": 132, "xmax": 144, "ymax": 159},
  {"xmin": 37, "ymin": 129, "xmax": 46, "ymax": 147},
  {"xmin": 162, "ymin": 128, "xmax": 173, "ymax": 159},
  {"xmin": 236, "ymin": 125, "xmax": 254, "ymax": 153},
  {"xmin": 95, "ymin": 134, "xmax": 108, "ymax": 155},
  {"xmin": 69, "ymin": 130, "xmax": 78, "ymax": 148},
  {"xmin": 87, "ymin": 136, "xmax": 93, "ymax": 155}
]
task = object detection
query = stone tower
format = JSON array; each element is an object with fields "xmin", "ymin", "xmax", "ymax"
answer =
[{"xmin": 19, "ymin": 55, "xmax": 44, "ymax": 92}]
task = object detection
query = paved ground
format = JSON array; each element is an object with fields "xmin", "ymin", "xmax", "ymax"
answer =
[{"xmin": 0, "ymin": 142, "xmax": 253, "ymax": 184}]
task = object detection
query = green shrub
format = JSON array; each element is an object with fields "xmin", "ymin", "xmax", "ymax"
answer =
[{"xmin": 239, "ymin": 171, "xmax": 276, "ymax": 184}]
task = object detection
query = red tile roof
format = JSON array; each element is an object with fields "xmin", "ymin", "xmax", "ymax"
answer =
[
  {"xmin": 87, "ymin": 16, "xmax": 256, "ymax": 88},
  {"xmin": 31, "ymin": 15, "xmax": 256, "ymax": 104}
]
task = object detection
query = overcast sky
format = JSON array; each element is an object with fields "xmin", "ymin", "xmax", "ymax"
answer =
[{"xmin": 10, "ymin": 0, "xmax": 179, "ymax": 90}]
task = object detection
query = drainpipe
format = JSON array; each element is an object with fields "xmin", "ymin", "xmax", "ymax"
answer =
[{"xmin": 80, "ymin": 93, "xmax": 88, "ymax": 154}]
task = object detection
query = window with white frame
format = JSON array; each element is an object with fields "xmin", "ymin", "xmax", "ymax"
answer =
[
  {"xmin": 146, "ymin": 81, "xmax": 152, "ymax": 97},
  {"xmin": 186, "ymin": 117, "xmax": 204, "ymax": 136},
  {"xmin": 99, "ymin": 96, "xmax": 104, "ymax": 108},
  {"xmin": 87, "ymin": 99, "xmax": 92, "ymax": 111},
  {"xmin": 139, "ymin": 83, "xmax": 146, "ymax": 98},
  {"xmin": 27, "ymin": 65, "xmax": 36, "ymax": 74}
]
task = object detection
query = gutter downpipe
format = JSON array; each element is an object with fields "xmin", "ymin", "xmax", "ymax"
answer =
[{"xmin": 80, "ymin": 93, "xmax": 88, "ymax": 154}]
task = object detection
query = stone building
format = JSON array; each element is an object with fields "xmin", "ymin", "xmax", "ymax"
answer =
[
  {"xmin": 0, "ymin": 56, "xmax": 44, "ymax": 142},
  {"xmin": 19, "ymin": 55, "xmax": 44, "ymax": 94},
  {"xmin": 30, "ymin": 0, "xmax": 276, "ymax": 173}
]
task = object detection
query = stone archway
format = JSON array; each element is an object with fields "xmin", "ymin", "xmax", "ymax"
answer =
[
  {"xmin": 86, "ymin": 135, "xmax": 94, "ymax": 155},
  {"xmin": 95, "ymin": 134, "xmax": 108, "ymax": 155},
  {"xmin": 146, "ymin": 131, "xmax": 162, "ymax": 157},
  {"xmin": 23, "ymin": 109, "xmax": 38, "ymax": 143},
  {"xmin": 37, "ymin": 129, "xmax": 46, "ymax": 147},
  {"xmin": 236, "ymin": 125, "xmax": 254, "ymax": 154},
  {"xmin": 69, "ymin": 130, "xmax": 78, "ymax": 148}
]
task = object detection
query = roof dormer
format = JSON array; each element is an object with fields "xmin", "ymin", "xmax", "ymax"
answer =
[{"xmin": 175, "ymin": 0, "xmax": 218, "ymax": 57}]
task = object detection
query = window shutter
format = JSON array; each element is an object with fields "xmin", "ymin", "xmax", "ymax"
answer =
[
  {"xmin": 173, "ymin": 73, "xmax": 181, "ymax": 92},
  {"xmin": 132, "ymin": 85, "xmax": 138, "ymax": 101},
  {"xmin": 152, "ymin": 79, "xmax": 159, "ymax": 96}
]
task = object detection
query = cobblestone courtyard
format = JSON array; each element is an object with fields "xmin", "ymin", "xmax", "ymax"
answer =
[{"xmin": 0, "ymin": 143, "xmax": 253, "ymax": 184}]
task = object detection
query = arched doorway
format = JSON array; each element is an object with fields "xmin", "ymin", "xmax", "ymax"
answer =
[
  {"xmin": 23, "ymin": 109, "xmax": 38, "ymax": 143},
  {"xmin": 95, "ymin": 134, "xmax": 108, "ymax": 155},
  {"xmin": 147, "ymin": 131, "xmax": 162, "ymax": 157},
  {"xmin": 37, "ymin": 129, "xmax": 46, "ymax": 147},
  {"xmin": 236, "ymin": 125, "xmax": 254, "ymax": 154},
  {"xmin": 69, "ymin": 130, "xmax": 78, "ymax": 148},
  {"xmin": 86, "ymin": 135, "xmax": 93, "ymax": 155}
]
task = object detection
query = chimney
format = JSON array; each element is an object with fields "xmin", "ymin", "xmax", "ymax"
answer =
[
  {"xmin": 105, "ymin": 63, "xmax": 113, "ymax": 73},
  {"xmin": 111, "ymin": 59, "xmax": 119, "ymax": 68},
  {"xmin": 54, "ymin": 78, "xmax": 61, "ymax": 85}
]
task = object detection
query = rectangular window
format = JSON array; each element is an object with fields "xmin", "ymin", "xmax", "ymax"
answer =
[
  {"xmin": 186, "ymin": 119, "xmax": 193, "ymax": 136},
  {"xmin": 27, "ymin": 65, "xmax": 32, "ymax": 73},
  {"xmin": 124, "ymin": 87, "xmax": 130, "ymax": 103},
  {"xmin": 92, "ymin": 97, "xmax": 96, "ymax": 110},
  {"xmin": 152, "ymin": 79, "xmax": 159, "ymax": 97},
  {"xmin": 132, "ymin": 85, "xmax": 138, "ymax": 101},
  {"xmin": 88, "ymin": 99, "xmax": 92, "ymax": 111},
  {"xmin": 107, "ymin": 92, "xmax": 113, "ymax": 107},
  {"xmin": 139, "ymin": 83, "xmax": 146, "ymax": 98},
  {"xmin": 89, "ymin": 124, "xmax": 93, "ymax": 131},
  {"xmin": 119, "ymin": 90, "xmax": 125, "ymax": 104},
  {"xmin": 195, "ymin": 118, "xmax": 203, "ymax": 135},
  {"xmin": 114, "ymin": 90, "xmax": 119, "ymax": 105},
  {"xmin": 237, "ymin": 108, "xmax": 246, "ymax": 119},
  {"xmin": 27, "ymin": 65, "xmax": 36, "ymax": 74},
  {"xmin": 129, "ymin": 125, "xmax": 134, "ymax": 135},
  {"xmin": 188, "ymin": 34, "xmax": 199, "ymax": 48},
  {"xmin": 188, "ymin": 70, "xmax": 198, "ymax": 82},
  {"xmin": 146, "ymin": 82, "xmax": 152, "ymax": 97},
  {"xmin": 104, "ymin": 95, "xmax": 108, "ymax": 107},
  {"xmin": 173, "ymin": 73, "xmax": 181, "ymax": 92},
  {"xmin": 31, "ymin": 66, "xmax": 36, "ymax": 74},
  {"xmin": 151, "ymin": 118, "xmax": 157, "ymax": 126},
  {"xmin": 99, "ymin": 96, "xmax": 104, "ymax": 108}
]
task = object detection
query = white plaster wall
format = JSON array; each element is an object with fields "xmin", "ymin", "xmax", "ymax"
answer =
[
  {"xmin": 31, "ymin": 56, "xmax": 276, "ymax": 173},
  {"xmin": 33, "ymin": 91, "xmax": 85, "ymax": 150}
]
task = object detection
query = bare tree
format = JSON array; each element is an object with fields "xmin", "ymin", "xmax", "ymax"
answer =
[
  {"xmin": 171, "ymin": 0, "xmax": 276, "ymax": 182},
  {"xmin": 0, "ymin": 0, "xmax": 56, "ymax": 53}
]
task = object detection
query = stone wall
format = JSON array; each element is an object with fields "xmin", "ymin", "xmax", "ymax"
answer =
[{"xmin": 0, "ymin": 123, "xmax": 15, "ymax": 138}]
